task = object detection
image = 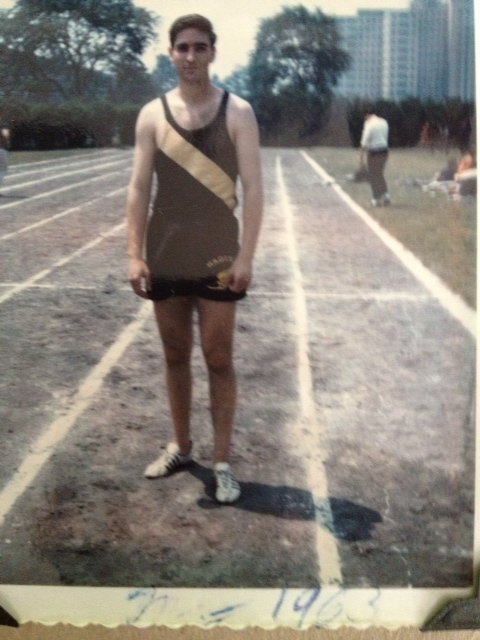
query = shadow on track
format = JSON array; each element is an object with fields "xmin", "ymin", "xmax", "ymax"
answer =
[
  {"xmin": 0, "ymin": 193, "xmax": 28, "ymax": 200},
  {"xmin": 187, "ymin": 463, "xmax": 382, "ymax": 542}
]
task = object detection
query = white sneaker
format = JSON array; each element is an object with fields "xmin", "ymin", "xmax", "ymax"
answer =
[
  {"xmin": 214, "ymin": 462, "xmax": 241, "ymax": 503},
  {"xmin": 144, "ymin": 442, "xmax": 192, "ymax": 478}
]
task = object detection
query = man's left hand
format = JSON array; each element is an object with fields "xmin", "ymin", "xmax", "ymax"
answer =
[{"xmin": 227, "ymin": 258, "xmax": 252, "ymax": 293}]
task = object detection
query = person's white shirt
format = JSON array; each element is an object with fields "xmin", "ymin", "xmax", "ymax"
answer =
[{"xmin": 361, "ymin": 115, "xmax": 388, "ymax": 150}]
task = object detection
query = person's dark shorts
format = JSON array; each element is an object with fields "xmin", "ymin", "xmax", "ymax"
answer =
[{"xmin": 148, "ymin": 276, "xmax": 246, "ymax": 302}]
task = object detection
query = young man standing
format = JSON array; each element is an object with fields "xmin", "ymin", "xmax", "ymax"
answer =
[
  {"xmin": 359, "ymin": 106, "xmax": 390, "ymax": 207},
  {"xmin": 127, "ymin": 15, "xmax": 263, "ymax": 503}
]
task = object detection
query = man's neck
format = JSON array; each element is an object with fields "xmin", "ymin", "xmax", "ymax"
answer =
[{"xmin": 177, "ymin": 80, "xmax": 216, "ymax": 105}]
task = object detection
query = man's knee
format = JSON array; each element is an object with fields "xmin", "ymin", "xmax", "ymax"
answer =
[
  {"xmin": 202, "ymin": 342, "xmax": 233, "ymax": 375},
  {"xmin": 154, "ymin": 299, "xmax": 194, "ymax": 367},
  {"xmin": 197, "ymin": 299, "xmax": 236, "ymax": 374},
  {"xmin": 162, "ymin": 337, "xmax": 191, "ymax": 368},
  {"xmin": 159, "ymin": 325, "xmax": 192, "ymax": 367}
]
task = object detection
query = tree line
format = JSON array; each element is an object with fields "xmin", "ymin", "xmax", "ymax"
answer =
[
  {"xmin": 0, "ymin": 1, "xmax": 474, "ymax": 151},
  {"xmin": 0, "ymin": 99, "xmax": 138, "ymax": 150},
  {"xmin": 346, "ymin": 98, "xmax": 474, "ymax": 152}
]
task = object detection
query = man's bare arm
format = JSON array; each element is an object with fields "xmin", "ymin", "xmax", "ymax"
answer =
[
  {"xmin": 228, "ymin": 99, "xmax": 263, "ymax": 292},
  {"xmin": 126, "ymin": 104, "xmax": 156, "ymax": 298}
]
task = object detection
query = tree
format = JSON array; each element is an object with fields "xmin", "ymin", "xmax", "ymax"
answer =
[
  {"xmin": 151, "ymin": 55, "xmax": 177, "ymax": 95},
  {"xmin": 0, "ymin": 0, "xmax": 158, "ymax": 101},
  {"xmin": 248, "ymin": 5, "xmax": 350, "ymax": 139},
  {"xmin": 399, "ymin": 98, "xmax": 426, "ymax": 147},
  {"xmin": 109, "ymin": 59, "xmax": 156, "ymax": 104},
  {"xmin": 223, "ymin": 66, "xmax": 252, "ymax": 100}
]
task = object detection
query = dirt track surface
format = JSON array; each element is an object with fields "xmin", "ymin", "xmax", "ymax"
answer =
[{"xmin": 0, "ymin": 148, "xmax": 475, "ymax": 588}]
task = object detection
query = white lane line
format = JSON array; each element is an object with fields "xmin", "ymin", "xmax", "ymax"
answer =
[
  {"xmin": 5, "ymin": 157, "xmax": 124, "ymax": 184},
  {"xmin": 0, "ymin": 222, "xmax": 126, "ymax": 305},
  {"xmin": 0, "ymin": 186, "xmax": 126, "ymax": 242},
  {"xmin": 9, "ymin": 149, "xmax": 122, "ymax": 171},
  {"xmin": 248, "ymin": 290, "xmax": 430, "ymax": 301},
  {"xmin": 8, "ymin": 153, "xmax": 124, "ymax": 178},
  {"xmin": 0, "ymin": 170, "xmax": 128, "ymax": 212},
  {"xmin": 300, "ymin": 150, "xmax": 476, "ymax": 338},
  {"xmin": 276, "ymin": 155, "xmax": 342, "ymax": 586},
  {"xmin": 0, "ymin": 283, "xmax": 131, "ymax": 291},
  {"xmin": 0, "ymin": 301, "xmax": 151, "ymax": 527},
  {"xmin": 1, "ymin": 158, "xmax": 128, "ymax": 193},
  {"xmin": 0, "ymin": 284, "xmax": 431, "ymax": 301}
]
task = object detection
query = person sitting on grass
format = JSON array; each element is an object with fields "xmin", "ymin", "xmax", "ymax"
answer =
[
  {"xmin": 422, "ymin": 156, "xmax": 458, "ymax": 194},
  {"xmin": 453, "ymin": 150, "xmax": 476, "ymax": 199},
  {"xmin": 422, "ymin": 151, "xmax": 476, "ymax": 200}
]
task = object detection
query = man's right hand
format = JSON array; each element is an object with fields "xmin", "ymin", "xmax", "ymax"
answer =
[{"xmin": 128, "ymin": 258, "xmax": 151, "ymax": 299}]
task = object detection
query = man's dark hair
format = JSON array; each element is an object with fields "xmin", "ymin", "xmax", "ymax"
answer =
[{"xmin": 169, "ymin": 14, "xmax": 217, "ymax": 47}]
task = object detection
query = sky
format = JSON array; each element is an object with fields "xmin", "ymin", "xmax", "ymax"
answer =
[
  {"xmin": 135, "ymin": 0, "xmax": 411, "ymax": 76},
  {"xmin": 0, "ymin": 0, "xmax": 412, "ymax": 78}
]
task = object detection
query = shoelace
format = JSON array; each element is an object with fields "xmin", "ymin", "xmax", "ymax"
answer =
[
  {"xmin": 165, "ymin": 452, "xmax": 184, "ymax": 472},
  {"xmin": 216, "ymin": 469, "xmax": 239, "ymax": 490}
]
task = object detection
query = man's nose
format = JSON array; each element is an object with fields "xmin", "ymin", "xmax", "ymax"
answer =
[{"xmin": 186, "ymin": 47, "xmax": 195, "ymax": 61}]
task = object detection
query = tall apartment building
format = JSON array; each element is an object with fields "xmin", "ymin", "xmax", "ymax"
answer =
[
  {"xmin": 334, "ymin": 0, "xmax": 474, "ymax": 101},
  {"xmin": 382, "ymin": 10, "xmax": 417, "ymax": 101},
  {"xmin": 350, "ymin": 11, "xmax": 385, "ymax": 99},
  {"xmin": 334, "ymin": 16, "xmax": 361, "ymax": 98},
  {"xmin": 447, "ymin": 0, "xmax": 475, "ymax": 100},
  {"xmin": 411, "ymin": 0, "xmax": 449, "ymax": 100},
  {"xmin": 335, "ymin": 11, "xmax": 402, "ymax": 100}
]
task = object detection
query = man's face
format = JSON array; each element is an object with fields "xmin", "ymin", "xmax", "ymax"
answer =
[{"xmin": 169, "ymin": 28, "xmax": 215, "ymax": 83}]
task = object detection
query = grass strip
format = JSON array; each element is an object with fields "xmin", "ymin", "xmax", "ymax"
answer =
[{"xmin": 307, "ymin": 147, "xmax": 476, "ymax": 309}]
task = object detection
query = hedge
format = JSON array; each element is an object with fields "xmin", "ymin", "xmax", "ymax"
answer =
[
  {"xmin": 0, "ymin": 97, "xmax": 475, "ymax": 151},
  {"xmin": 0, "ymin": 99, "xmax": 141, "ymax": 150}
]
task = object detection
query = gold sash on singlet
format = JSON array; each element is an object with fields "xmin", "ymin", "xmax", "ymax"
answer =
[{"xmin": 160, "ymin": 121, "xmax": 237, "ymax": 210}]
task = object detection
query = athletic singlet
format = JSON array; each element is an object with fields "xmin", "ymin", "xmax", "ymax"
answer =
[{"xmin": 146, "ymin": 90, "xmax": 240, "ymax": 281}]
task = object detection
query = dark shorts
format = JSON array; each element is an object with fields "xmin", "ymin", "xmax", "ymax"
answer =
[{"xmin": 148, "ymin": 276, "xmax": 246, "ymax": 302}]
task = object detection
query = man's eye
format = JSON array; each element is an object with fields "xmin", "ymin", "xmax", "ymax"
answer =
[{"xmin": 175, "ymin": 44, "xmax": 209, "ymax": 53}]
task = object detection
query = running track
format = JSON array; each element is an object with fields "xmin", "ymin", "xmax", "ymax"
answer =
[{"xmin": 0, "ymin": 148, "xmax": 475, "ymax": 590}]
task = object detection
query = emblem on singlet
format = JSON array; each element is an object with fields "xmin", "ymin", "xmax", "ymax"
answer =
[{"xmin": 206, "ymin": 270, "xmax": 231, "ymax": 290}]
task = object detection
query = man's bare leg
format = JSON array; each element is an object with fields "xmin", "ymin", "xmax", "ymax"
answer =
[
  {"xmin": 153, "ymin": 296, "xmax": 194, "ymax": 455},
  {"xmin": 196, "ymin": 298, "xmax": 237, "ymax": 463}
]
